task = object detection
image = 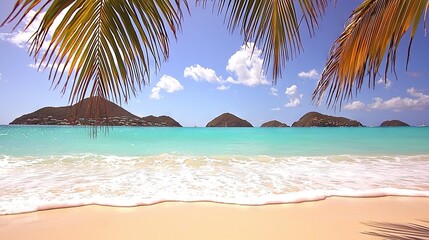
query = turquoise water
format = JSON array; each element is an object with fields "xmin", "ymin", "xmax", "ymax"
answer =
[
  {"xmin": 1, "ymin": 125, "xmax": 428, "ymax": 156},
  {"xmin": 1, "ymin": 125, "xmax": 429, "ymax": 215}
]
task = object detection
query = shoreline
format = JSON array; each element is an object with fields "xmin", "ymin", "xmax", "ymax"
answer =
[
  {"xmin": 1, "ymin": 196, "xmax": 429, "ymax": 240},
  {"xmin": 3, "ymin": 192, "xmax": 429, "ymax": 216}
]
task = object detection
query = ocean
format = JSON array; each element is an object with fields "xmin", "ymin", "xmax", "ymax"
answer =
[{"xmin": 1, "ymin": 125, "xmax": 429, "ymax": 215}]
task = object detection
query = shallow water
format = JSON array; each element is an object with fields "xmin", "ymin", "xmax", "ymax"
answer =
[{"xmin": 1, "ymin": 125, "xmax": 429, "ymax": 215}]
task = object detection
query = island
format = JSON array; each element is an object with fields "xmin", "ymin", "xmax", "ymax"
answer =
[
  {"xmin": 206, "ymin": 113, "xmax": 253, "ymax": 127},
  {"xmin": 380, "ymin": 120, "xmax": 410, "ymax": 127},
  {"xmin": 261, "ymin": 120, "xmax": 289, "ymax": 127},
  {"xmin": 10, "ymin": 97, "xmax": 182, "ymax": 127},
  {"xmin": 292, "ymin": 112, "xmax": 363, "ymax": 127}
]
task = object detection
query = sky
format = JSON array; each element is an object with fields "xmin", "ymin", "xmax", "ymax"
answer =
[{"xmin": 0, "ymin": 1, "xmax": 428, "ymax": 127}]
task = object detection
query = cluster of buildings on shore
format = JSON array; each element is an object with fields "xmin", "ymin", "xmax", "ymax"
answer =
[{"xmin": 18, "ymin": 116, "xmax": 170, "ymax": 126}]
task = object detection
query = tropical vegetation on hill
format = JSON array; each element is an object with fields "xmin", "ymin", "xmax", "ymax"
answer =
[{"xmin": 2, "ymin": 0, "xmax": 428, "ymax": 111}]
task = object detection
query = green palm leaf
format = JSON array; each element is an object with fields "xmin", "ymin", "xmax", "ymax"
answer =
[
  {"xmin": 198, "ymin": 0, "xmax": 328, "ymax": 81},
  {"xmin": 2, "ymin": 0, "xmax": 188, "ymax": 105},
  {"xmin": 313, "ymin": 0, "xmax": 429, "ymax": 107}
]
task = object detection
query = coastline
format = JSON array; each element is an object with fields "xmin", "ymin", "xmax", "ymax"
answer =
[{"xmin": 1, "ymin": 196, "xmax": 429, "ymax": 240}]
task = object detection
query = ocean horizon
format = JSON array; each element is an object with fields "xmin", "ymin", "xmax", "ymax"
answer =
[{"xmin": 1, "ymin": 125, "xmax": 429, "ymax": 215}]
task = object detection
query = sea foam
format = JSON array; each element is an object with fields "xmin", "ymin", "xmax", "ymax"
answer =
[{"xmin": 1, "ymin": 154, "xmax": 429, "ymax": 215}]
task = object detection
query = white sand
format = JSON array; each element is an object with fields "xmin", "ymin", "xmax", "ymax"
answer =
[{"xmin": 1, "ymin": 197, "xmax": 429, "ymax": 240}]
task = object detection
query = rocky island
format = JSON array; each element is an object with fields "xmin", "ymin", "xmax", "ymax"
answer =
[
  {"xmin": 10, "ymin": 97, "xmax": 182, "ymax": 127},
  {"xmin": 261, "ymin": 120, "xmax": 289, "ymax": 127},
  {"xmin": 206, "ymin": 113, "xmax": 253, "ymax": 127},
  {"xmin": 292, "ymin": 112, "xmax": 363, "ymax": 127},
  {"xmin": 380, "ymin": 120, "xmax": 410, "ymax": 127}
]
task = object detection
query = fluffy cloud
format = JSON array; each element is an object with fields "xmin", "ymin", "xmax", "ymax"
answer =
[
  {"xmin": 284, "ymin": 84, "xmax": 302, "ymax": 107},
  {"xmin": 1, "ymin": 9, "xmax": 72, "ymax": 75},
  {"xmin": 285, "ymin": 85, "xmax": 298, "ymax": 96},
  {"xmin": 285, "ymin": 94, "xmax": 303, "ymax": 107},
  {"xmin": 344, "ymin": 88, "xmax": 429, "ymax": 112},
  {"xmin": 377, "ymin": 78, "xmax": 392, "ymax": 89},
  {"xmin": 270, "ymin": 87, "xmax": 279, "ymax": 96},
  {"xmin": 298, "ymin": 69, "xmax": 319, "ymax": 79},
  {"xmin": 150, "ymin": 75, "xmax": 183, "ymax": 100},
  {"xmin": 225, "ymin": 43, "xmax": 269, "ymax": 86},
  {"xmin": 0, "ymin": 10, "xmax": 39, "ymax": 48},
  {"xmin": 183, "ymin": 64, "xmax": 222, "ymax": 83},
  {"xmin": 0, "ymin": 9, "xmax": 66, "ymax": 51},
  {"xmin": 344, "ymin": 101, "xmax": 366, "ymax": 110},
  {"xmin": 184, "ymin": 42, "xmax": 269, "ymax": 90},
  {"xmin": 369, "ymin": 88, "xmax": 429, "ymax": 111}
]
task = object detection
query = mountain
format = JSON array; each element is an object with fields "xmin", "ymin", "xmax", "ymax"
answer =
[
  {"xmin": 206, "ymin": 113, "xmax": 253, "ymax": 127},
  {"xmin": 261, "ymin": 120, "xmax": 289, "ymax": 127},
  {"xmin": 10, "ymin": 97, "xmax": 181, "ymax": 127},
  {"xmin": 292, "ymin": 112, "xmax": 363, "ymax": 127},
  {"xmin": 380, "ymin": 120, "xmax": 410, "ymax": 127}
]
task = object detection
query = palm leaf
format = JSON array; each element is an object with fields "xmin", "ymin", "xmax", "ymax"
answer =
[
  {"xmin": 313, "ymin": 0, "xmax": 428, "ymax": 107},
  {"xmin": 1, "ymin": 0, "xmax": 188, "ymax": 106},
  {"xmin": 197, "ymin": 0, "xmax": 328, "ymax": 81}
]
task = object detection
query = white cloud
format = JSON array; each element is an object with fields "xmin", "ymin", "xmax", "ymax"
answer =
[
  {"xmin": 0, "ymin": 10, "xmax": 38, "ymax": 48},
  {"xmin": 344, "ymin": 88, "xmax": 429, "ymax": 112},
  {"xmin": 284, "ymin": 84, "xmax": 302, "ymax": 107},
  {"xmin": 184, "ymin": 42, "xmax": 269, "ymax": 90},
  {"xmin": 368, "ymin": 88, "xmax": 429, "ymax": 111},
  {"xmin": 271, "ymin": 107, "xmax": 281, "ymax": 111},
  {"xmin": 377, "ymin": 78, "xmax": 392, "ymax": 89},
  {"xmin": 217, "ymin": 85, "xmax": 230, "ymax": 91},
  {"xmin": 1, "ymin": 8, "xmax": 72, "ymax": 76},
  {"xmin": 285, "ymin": 85, "xmax": 298, "ymax": 96},
  {"xmin": 0, "ymin": 9, "xmax": 66, "ymax": 51},
  {"xmin": 270, "ymin": 87, "xmax": 279, "ymax": 96},
  {"xmin": 183, "ymin": 64, "xmax": 222, "ymax": 84},
  {"xmin": 225, "ymin": 42, "xmax": 269, "ymax": 86},
  {"xmin": 298, "ymin": 69, "xmax": 319, "ymax": 79},
  {"xmin": 150, "ymin": 75, "xmax": 183, "ymax": 100},
  {"xmin": 407, "ymin": 87, "xmax": 426, "ymax": 98},
  {"xmin": 344, "ymin": 101, "xmax": 366, "ymax": 110},
  {"xmin": 285, "ymin": 94, "xmax": 303, "ymax": 107},
  {"xmin": 150, "ymin": 88, "xmax": 162, "ymax": 100}
]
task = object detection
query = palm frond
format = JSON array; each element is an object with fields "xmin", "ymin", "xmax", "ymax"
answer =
[
  {"xmin": 313, "ymin": 0, "xmax": 428, "ymax": 107},
  {"xmin": 197, "ymin": 0, "xmax": 328, "ymax": 82},
  {"xmin": 2, "ymin": 0, "xmax": 188, "ymax": 105}
]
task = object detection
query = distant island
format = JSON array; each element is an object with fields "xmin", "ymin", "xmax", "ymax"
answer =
[
  {"xmin": 10, "ymin": 99, "xmax": 413, "ymax": 128},
  {"xmin": 261, "ymin": 120, "xmax": 289, "ymax": 127},
  {"xmin": 292, "ymin": 112, "xmax": 363, "ymax": 127},
  {"xmin": 206, "ymin": 113, "xmax": 253, "ymax": 127},
  {"xmin": 10, "ymin": 97, "xmax": 182, "ymax": 127},
  {"xmin": 380, "ymin": 120, "xmax": 410, "ymax": 127}
]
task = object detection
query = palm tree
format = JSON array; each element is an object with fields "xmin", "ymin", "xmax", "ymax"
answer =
[
  {"xmin": 313, "ymin": 0, "xmax": 429, "ymax": 107},
  {"xmin": 1, "ymin": 0, "xmax": 327, "ymax": 106},
  {"xmin": 1, "ymin": 0, "xmax": 427, "ymax": 109}
]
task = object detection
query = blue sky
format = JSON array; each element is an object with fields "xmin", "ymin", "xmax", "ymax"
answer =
[{"xmin": 0, "ymin": 1, "xmax": 428, "ymax": 127}]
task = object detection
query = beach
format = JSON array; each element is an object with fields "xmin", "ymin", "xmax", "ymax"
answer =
[
  {"xmin": 1, "ymin": 126, "xmax": 429, "ymax": 239},
  {"xmin": 1, "ymin": 196, "xmax": 429, "ymax": 240}
]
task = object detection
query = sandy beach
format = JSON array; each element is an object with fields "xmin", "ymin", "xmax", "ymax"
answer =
[{"xmin": 1, "ymin": 196, "xmax": 429, "ymax": 240}]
